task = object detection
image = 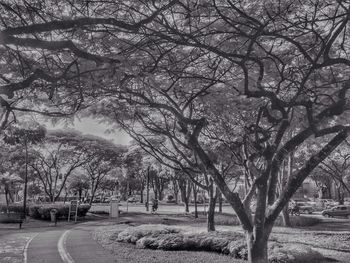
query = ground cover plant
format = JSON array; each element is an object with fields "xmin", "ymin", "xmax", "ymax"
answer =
[
  {"xmin": 93, "ymin": 223, "xmax": 246, "ymax": 263},
  {"xmin": 97, "ymin": 224, "xmax": 328, "ymax": 263}
]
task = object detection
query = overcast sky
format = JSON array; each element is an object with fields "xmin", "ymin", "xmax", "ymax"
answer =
[{"xmin": 41, "ymin": 116, "xmax": 132, "ymax": 145}]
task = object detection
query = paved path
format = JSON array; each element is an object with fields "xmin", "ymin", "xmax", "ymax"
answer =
[{"xmin": 26, "ymin": 222, "xmax": 116, "ymax": 263}]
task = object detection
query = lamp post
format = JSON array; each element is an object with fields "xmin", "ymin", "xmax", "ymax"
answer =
[{"xmin": 23, "ymin": 135, "xmax": 28, "ymax": 220}]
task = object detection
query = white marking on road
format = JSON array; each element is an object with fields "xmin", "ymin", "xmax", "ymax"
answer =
[
  {"xmin": 24, "ymin": 233, "xmax": 39, "ymax": 263},
  {"xmin": 58, "ymin": 230, "xmax": 75, "ymax": 263}
]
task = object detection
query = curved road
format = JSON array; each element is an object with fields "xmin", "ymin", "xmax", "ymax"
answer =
[{"xmin": 26, "ymin": 222, "xmax": 116, "ymax": 263}]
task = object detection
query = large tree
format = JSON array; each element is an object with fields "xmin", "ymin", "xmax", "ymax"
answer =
[
  {"xmin": 29, "ymin": 130, "xmax": 88, "ymax": 202},
  {"xmin": 2, "ymin": 1, "xmax": 350, "ymax": 262},
  {"xmin": 318, "ymin": 143, "xmax": 350, "ymax": 204},
  {"xmin": 78, "ymin": 135, "xmax": 126, "ymax": 205}
]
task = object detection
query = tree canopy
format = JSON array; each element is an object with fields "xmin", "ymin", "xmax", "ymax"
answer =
[{"xmin": 1, "ymin": 1, "xmax": 350, "ymax": 262}]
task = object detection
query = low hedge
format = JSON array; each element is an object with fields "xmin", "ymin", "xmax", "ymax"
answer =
[
  {"xmin": 117, "ymin": 225, "xmax": 327, "ymax": 262},
  {"xmin": 199, "ymin": 213, "xmax": 321, "ymax": 228},
  {"xmin": 0, "ymin": 212, "xmax": 24, "ymax": 223},
  {"xmin": 0, "ymin": 204, "xmax": 26, "ymax": 214},
  {"xmin": 28, "ymin": 203, "xmax": 91, "ymax": 220}
]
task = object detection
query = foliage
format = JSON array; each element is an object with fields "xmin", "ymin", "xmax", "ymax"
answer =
[
  {"xmin": 0, "ymin": 204, "xmax": 26, "ymax": 214},
  {"xmin": 29, "ymin": 130, "xmax": 91, "ymax": 201},
  {"xmin": 116, "ymin": 225, "xmax": 180, "ymax": 244},
  {"xmin": 2, "ymin": 1, "xmax": 350, "ymax": 261},
  {"xmin": 3, "ymin": 122, "xmax": 46, "ymax": 146},
  {"xmin": 67, "ymin": 172, "xmax": 90, "ymax": 195},
  {"xmin": 27, "ymin": 203, "xmax": 90, "ymax": 220},
  {"xmin": 116, "ymin": 225, "xmax": 325, "ymax": 262},
  {"xmin": 192, "ymin": 213, "xmax": 320, "ymax": 228}
]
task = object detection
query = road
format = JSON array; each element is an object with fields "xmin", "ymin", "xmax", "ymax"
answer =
[
  {"xmin": 25, "ymin": 222, "xmax": 116, "ymax": 263},
  {"xmin": 90, "ymin": 202, "xmax": 237, "ymax": 214},
  {"xmin": 90, "ymin": 202, "xmax": 350, "ymax": 231}
]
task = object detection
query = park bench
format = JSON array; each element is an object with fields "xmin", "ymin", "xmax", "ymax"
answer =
[{"xmin": 0, "ymin": 212, "xmax": 24, "ymax": 229}]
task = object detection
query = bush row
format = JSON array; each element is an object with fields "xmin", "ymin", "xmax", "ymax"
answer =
[
  {"xmin": 0, "ymin": 204, "xmax": 26, "ymax": 214},
  {"xmin": 116, "ymin": 225, "xmax": 326, "ymax": 263},
  {"xmin": 201, "ymin": 213, "xmax": 321, "ymax": 227},
  {"xmin": 0, "ymin": 203, "xmax": 90, "ymax": 220},
  {"xmin": 28, "ymin": 204, "xmax": 91, "ymax": 220}
]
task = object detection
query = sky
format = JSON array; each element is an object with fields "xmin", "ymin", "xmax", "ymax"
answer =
[{"xmin": 41, "ymin": 116, "xmax": 132, "ymax": 145}]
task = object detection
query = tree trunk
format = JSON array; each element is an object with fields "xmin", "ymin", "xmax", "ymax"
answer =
[
  {"xmin": 280, "ymin": 155, "xmax": 292, "ymax": 227},
  {"xmin": 140, "ymin": 180, "xmax": 144, "ymax": 203},
  {"xmin": 89, "ymin": 183, "xmax": 99, "ymax": 206},
  {"xmin": 281, "ymin": 205, "xmax": 291, "ymax": 227},
  {"xmin": 5, "ymin": 185, "xmax": 9, "ymax": 213},
  {"xmin": 184, "ymin": 199, "xmax": 189, "ymax": 213},
  {"xmin": 78, "ymin": 189, "xmax": 82, "ymax": 201},
  {"xmin": 246, "ymin": 231, "xmax": 269, "ymax": 263},
  {"xmin": 23, "ymin": 139, "xmax": 28, "ymax": 218},
  {"xmin": 218, "ymin": 192, "xmax": 223, "ymax": 214},
  {"xmin": 338, "ymin": 186, "xmax": 344, "ymax": 204},
  {"xmin": 207, "ymin": 182, "xmax": 216, "ymax": 232},
  {"xmin": 173, "ymin": 179, "xmax": 179, "ymax": 204},
  {"xmin": 179, "ymin": 177, "xmax": 191, "ymax": 213},
  {"xmin": 146, "ymin": 166, "xmax": 150, "ymax": 212},
  {"xmin": 193, "ymin": 184, "xmax": 198, "ymax": 218}
]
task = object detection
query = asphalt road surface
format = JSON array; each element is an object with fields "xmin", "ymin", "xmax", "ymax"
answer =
[{"xmin": 26, "ymin": 222, "xmax": 115, "ymax": 263}]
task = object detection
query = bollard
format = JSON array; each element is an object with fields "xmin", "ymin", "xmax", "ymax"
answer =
[{"xmin": 50, "ymin": 209, "xmax": 58, "ymax": 226}]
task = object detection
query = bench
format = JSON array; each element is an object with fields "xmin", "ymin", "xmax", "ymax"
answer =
[{"xmin": 0, "ymin": 212, "xmax": 24, "ymax": 229}]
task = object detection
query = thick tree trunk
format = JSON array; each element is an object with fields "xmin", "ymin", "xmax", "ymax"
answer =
[
  {"xmin": 281, "ymin": 205, "xmax": 291, "ymax": 227},
  {"xmin": 207, "ymin": 181, "xmax": 217, "ymax": 232},
  {"xmin": 207, "ymin": 197, "xmax": 216, "ymax": 231},
  {"xmin": 184, "ymin": 200, "xmax": 189, "ymax": 213},
  {"xmin": 179, "ymin": 178, "xmax": 191, "ymax": 213},
  {"xmin": 246, "ymin": 231, "xmax": 269, "ymax": 263}
]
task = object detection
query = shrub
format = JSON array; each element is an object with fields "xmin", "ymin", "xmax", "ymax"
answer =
[
  {"xmin": 199, "ymin": 213, "xmax": 321, "ymax": 228},
  {"xmin": 0, "ymin": 212, "xmax": 23, "ymax": 223},
  {"xmin": 0, "ymin": 204, "xmax": 26, "ymax": 214},
  {"xmin": 117, "ymin": 225, "xmax": 327, "ymax": 262},
  {"xmin": 289, "ymin": 216, "xmax": 321, "ymax": 227},
  {"xmin": 77, "ymin": 204, "xmax": 91, "ymax": 217},
  {"xmin": 90, "ymin": 210, "xmax": 109, "ymax": 215},
  {"xmin": 117, "ymin": 224, "xmax": 180, "ymax": 243},
  {"xmin": 27, "ymin": 203, "xmax": 90, "ymax": 220},
  {"xmin": 269, "ymin": 243, "xmax": 325, "ymax": 263},
  {"xmin": 28, "ymin": 205, "xmax": 41, "ymax": 219},
  {"xmin": 135, "ymin": 230, "xmax": 245, "ymax": 256}
]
